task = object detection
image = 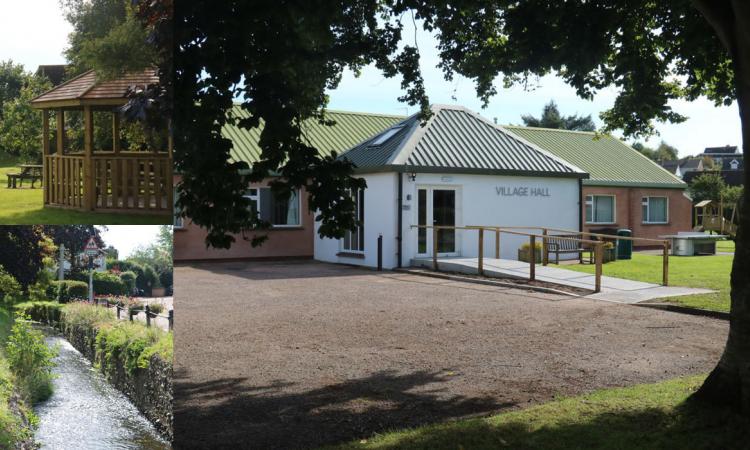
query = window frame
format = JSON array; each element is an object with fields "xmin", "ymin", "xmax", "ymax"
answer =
[
  {"xmin": 642, "ymin": 196, "xmax": 669, "ymax": 224},
  {"xmin": 243, "ymin": 187, "xmax": 302, "ymax": 228},
  {"xmin": 585, "ymin": 194, "xmax": 616, "ymax": 225},
  {"xmin": 341, "ymin": 188, "xmax": 365, "ymax": 253}
]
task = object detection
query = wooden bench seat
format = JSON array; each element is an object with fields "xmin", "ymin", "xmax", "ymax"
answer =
[
  {"xmin": 545, "ymin": 234, "xmax": 588, "ymax": 264},
  {"xmin": 6, "ymin": 173, "xmax": 41, "ymax": 188}
]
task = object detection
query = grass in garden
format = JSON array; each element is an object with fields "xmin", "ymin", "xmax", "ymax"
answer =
[
  {"xmin": 716, "ymin": 239, "xmax": 735, "ymax": 253},
  {"xmin": 553, "ymin": 252, "xmax": 732, "ymax": 313},
  {"xmin": 0, "ymin": 156, "xmax": 169, "ymax": 224},
  {"xmin": 329, "ymin": 375, "xmax": 750, "ymax": 450}
]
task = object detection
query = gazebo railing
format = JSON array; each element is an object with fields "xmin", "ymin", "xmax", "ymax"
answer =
[
  {"xmin": 93, "ymin": 154, "xmax": 171, "ymax": 211},
  {"xmin": 45, "ymin": 155, "xmax": 85, "ymax": 208},
  {"xmin": 44, "ymin": 153, "xmax": 172, "ymax": 213}
]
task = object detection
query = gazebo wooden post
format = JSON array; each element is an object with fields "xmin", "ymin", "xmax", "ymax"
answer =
[
  {"xmin": 83, "ymin": 105, "xmax": 95, "ymax": 210},
  {"xmin": 112, "ymin": 112, "xmax": 121, "ymax": 153},
  {"xmin": 55, "ymin": 109, "xmax": 64, "ymax": 205},
  {"xmin": 42, "ymin": 110, "xmax": 50, "ymax": 204}
]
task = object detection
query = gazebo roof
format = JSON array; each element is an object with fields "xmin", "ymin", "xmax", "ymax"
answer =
[{"xmin": 31, "ymin": 68, "xmax": 159, "ymax": 108}]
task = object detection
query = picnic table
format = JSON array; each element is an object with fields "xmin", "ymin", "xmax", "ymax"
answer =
[{"xmin": 6, "ymin": 164, "xmax": 43, "ymax": 188}]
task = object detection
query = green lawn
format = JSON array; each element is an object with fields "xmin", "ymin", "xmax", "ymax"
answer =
[
  {"xmin": 553, "ymin": 252, "xmax": 732, "ymax": 313},
  {"xmin": 329, "ymin": 375, "xmax": 750, "ymax": 450},
  {"xmin": 0, "ymin": 158, "xmax": 169, "ymax": 224},
  {"xmin": 716, "ymin": 240, "xmax": 735, "ymax": 253}
]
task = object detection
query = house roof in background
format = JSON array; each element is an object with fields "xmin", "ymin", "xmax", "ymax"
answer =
[
  {"xmin": 505, "ymin": 126, "xmax": 687, "ymax": 189},
  {"xmin": 703, "ymin": 145, "xmax": 739, "ymax": 155},
  {"xmin": 35, "ymin": 65, "xmax": 68, "ymax": 86},
  {"xmin": 31, "ymin": 69, "xmax": 159, "ymax": 107},
  {"xmin": 225, "ymin": 107, "xmax": 404, "ymax": 164},
  {"xmin": 340, "ymin": 105, "xmax": 585, "ymax": 178}
]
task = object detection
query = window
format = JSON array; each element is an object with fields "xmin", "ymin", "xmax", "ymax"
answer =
[
  {"xmin": 342, "ymin": 188, "xmax": 365, "ymax": 252},
  {"xmin": 730, "ymin": 159, "xmax": 740, "ymax": 170},
  {"xmin": 585, "ymin": 195, "xmax": 615, "ymax": 224},
  {"xmin": 244, "ymin": 187, "xmax": 301, "ymax": 227},
  {"xmin": 642, "ymin": 196, "xmax": 668, "ymax": 224},
  {"xmin": 368, "ymin": 126, "xmax": 403, "ymax": 147},
  {"xmin": 173, "ymin": 188, "xmax": 183, "ymax": 229}
]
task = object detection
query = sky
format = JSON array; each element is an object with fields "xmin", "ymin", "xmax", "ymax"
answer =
[
  {"xmin": 0, "ymin": 0, "xmax": 72, "ymax": 70},
  {"xmin": 97, "ymin": 226, "xmax": 164, "ymax": 259},
  {"xmin": 0, "ymin": 1, "xmax": 741, "ymax": 158}
]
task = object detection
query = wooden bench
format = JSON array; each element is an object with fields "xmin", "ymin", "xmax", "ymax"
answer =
[
  {"xmin": 545, "ymin": 234, "xmax": 588, "ymax": 264},
  {"xmin": 6, "ymin": 173, "xmax": 42, "ymax": 188}
]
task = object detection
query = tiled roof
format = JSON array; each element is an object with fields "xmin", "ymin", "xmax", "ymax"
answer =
[
  {"xmin": 341, "ymin": 105, "xmax": 585, "ymax": 177},
  {"xmin": 224, "ymin": 107, "xmax": 405, "ymax": 164},
  {"xmin": 505, "ymin": 126, "xmax": 686, "ymax": 188},
  {"xmin": 703, "ymin": 145, "xmax": 738, "ymax": 155},
  {"xmin": 31, "ymin": 69, "xmax": 159, "ymax": 105}
]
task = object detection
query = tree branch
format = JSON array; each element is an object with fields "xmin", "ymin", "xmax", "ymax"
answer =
[{"xmin": 691, "ymin": 0, "xmax": 735, "ymax": 55}]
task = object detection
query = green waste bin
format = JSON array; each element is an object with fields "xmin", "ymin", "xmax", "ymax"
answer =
[{"xmin": 617, "ymin": 229, "xmax": 632, "ymax": 260}]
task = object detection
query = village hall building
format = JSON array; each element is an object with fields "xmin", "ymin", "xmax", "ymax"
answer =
[
  {"xmin": 174, "ymin": 104, "xmax": 693, "ymax": 264},
  {"xmin": 314, "ymin": 105, "xmax": 587, "ymax": 269}
]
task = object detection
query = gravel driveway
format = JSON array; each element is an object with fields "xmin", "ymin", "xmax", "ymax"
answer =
[{"xmin": 174, "ymin": 260, "xmax": 727, "ymax": 449}]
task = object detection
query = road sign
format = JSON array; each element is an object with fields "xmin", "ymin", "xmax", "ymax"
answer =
[{"xmin": 84, "ymin": 236, "xmax": 99, "ymax": 256}]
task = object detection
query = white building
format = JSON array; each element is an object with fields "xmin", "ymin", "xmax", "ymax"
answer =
[{"xmin": 315, "ymin": 105, "xmax": 588, "ymax": 269}]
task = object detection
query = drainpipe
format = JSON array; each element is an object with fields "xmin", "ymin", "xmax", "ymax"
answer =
[
  {"xmin": 397, "ymin": 172, "xmax": 403, "ymax": 268},
  {"xmin": 578, "ymin": 178, "xmax": 583, "ymax": 232}
]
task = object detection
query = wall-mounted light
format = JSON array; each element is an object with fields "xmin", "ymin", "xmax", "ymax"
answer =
[{"xmin": 408, "ymin": 171, "xmax": 417, "ymax": 181}]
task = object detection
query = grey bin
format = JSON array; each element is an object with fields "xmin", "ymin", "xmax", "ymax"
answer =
[{"xmin": 617, "ymin": 229, "xmax": 632, "ymax": 260}]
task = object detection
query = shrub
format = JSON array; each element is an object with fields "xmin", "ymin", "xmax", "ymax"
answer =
[
  {"xmin": 0, "ymin": 266, "xmax": 21, "ymax": 305},
  {"xmin": 147, "ymin": 303, "xmax": 164, "ymax": 314},
  {"xmin": 139, "ymin": 265, "xmax": 158, "ymax": 296},
  {"xmin": 60, "ymin": 303, "xmax": 115, "ymax": 329},
  {"xmin": 95, "ymin": 322, "xmax": 172, "ymax": 375},
  {"xmin": 4, "ymin": 313, "xmax": 57, "ymax": 404},
  {"xmin": 13, "ymin": 301, "xmax": 63, "ymax": 325},
  {"xmin": 158, "ymin": 269, "xmax": 173, "ymax": 294},
  {"xmin": 520, "ymin": 241, "xmax": 543, "ymax": 250},
  {"xmin": 119, "ymin": 271, "xmax": 137, "ymax": 295},
  {"xmin": 92, "ymin": 272, "xmax": 126, "ymax": 296},
  {"xmin": 49, "ymin": 280, "xmax": 89, "ymax": 303}
]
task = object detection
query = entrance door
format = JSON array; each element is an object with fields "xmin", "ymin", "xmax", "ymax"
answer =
[{"xmin": 417, "ymin": 187, "xmax": 457, "ymax": 256}]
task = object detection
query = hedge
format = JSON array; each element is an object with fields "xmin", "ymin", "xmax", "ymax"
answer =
[
  {"xmin": 47, "ymin": 280, "xmax": 88, "ymax": 303},
  {"xmin": 14, "ymin": 301, "xmax": 63, "ymax": 324},
  {"xmin": 92, "ymin": 272, "xmax": 127, "ymax": 296}
]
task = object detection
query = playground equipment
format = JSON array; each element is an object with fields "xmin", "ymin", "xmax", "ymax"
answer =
[{"xmin": 694, "ymin": 198, "xmax": 739, "ymax": 238}]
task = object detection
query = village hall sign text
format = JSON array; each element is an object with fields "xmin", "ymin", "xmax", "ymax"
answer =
[{"xmin": 495, "ymin": 186, "xmax": 551, "ymax": 197}]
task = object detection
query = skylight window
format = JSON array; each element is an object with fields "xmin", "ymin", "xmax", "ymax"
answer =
[{"xmin": 369, "ymin": 125, "xmax": 403, "ymax": 146}]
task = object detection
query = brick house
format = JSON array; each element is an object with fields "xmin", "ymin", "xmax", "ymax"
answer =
[{"xmin": 505, "ymin": 126, "xmax": 692, "ymax": 244}]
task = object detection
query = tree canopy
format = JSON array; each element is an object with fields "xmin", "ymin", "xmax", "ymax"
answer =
[
  {"xmin": 521, "ymin": 100, "xmax": 595, "ymax": 131},
  {"xmin": 0, "ymin": 73, "xmax": 52, "ymax": 161},
  {"xmin": 0, "ymin": 60, "xmax": 26, "ymax": 118},
  {"xmin": 631, "ymin": 141, "xmax": 680, "ymax": 162},
  {"xmin": 0, "ymin": 226, "xmax": 55, "ymax": 290},
  {"xmin": 61, "ymin": 0, "xmax": 155, "ymax": 78}
]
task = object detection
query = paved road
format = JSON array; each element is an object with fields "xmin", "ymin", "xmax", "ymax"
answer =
[{"xmin": 174, "ymin": 260, "xmax": 727, "ymax": 449}]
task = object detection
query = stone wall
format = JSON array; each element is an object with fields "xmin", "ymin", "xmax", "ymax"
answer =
[{"xmin": 58, "ymin": 323, "xmax": 173, "ymax": 441}]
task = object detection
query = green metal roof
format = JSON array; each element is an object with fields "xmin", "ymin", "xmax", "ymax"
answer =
[
  {"xmin": 504, "ymin": 126, "xmax": 687, "ymax": 189},
  {"xmin": 341, "ymin": 105, "xmax": 586, "ymax": 178},
  {"xmin": 222, "ymin": 106, "xmax": 405, "ymax": 164}
]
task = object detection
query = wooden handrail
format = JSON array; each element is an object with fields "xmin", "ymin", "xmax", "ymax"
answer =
[{"xmin": 410, "ymin": 223, "xmax": 670, "ymax": 291}]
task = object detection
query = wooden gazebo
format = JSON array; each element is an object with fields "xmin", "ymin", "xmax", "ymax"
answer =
[{"xmin": 30, "ymin": 69, "xmax": 172, "ymax": 214}]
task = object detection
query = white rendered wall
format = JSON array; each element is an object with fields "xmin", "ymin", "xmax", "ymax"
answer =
[
  {"xmin": 314, "ymin": 172, "xmax": 399, "ymax": 268},
  {"xmin": 314, "ymin": 171, "xmax": 581, "ymax": 269}
]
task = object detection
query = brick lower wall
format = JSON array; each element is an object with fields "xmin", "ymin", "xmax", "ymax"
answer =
[{"xmin": 582, "ymin": 186, "xmax": 692, "ymax": 245}]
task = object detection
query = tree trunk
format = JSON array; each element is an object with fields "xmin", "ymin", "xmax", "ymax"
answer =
[{"xmin": 692, "ymin": 0, "xmax": 750, "ymax": 413}]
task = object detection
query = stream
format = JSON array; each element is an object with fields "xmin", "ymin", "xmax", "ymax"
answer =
[{"xmin": 33, "ymin": 333, "xmax": 170, "ymax": 450}]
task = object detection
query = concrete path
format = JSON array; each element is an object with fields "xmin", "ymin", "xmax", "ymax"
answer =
[{"xmin": 411, "ymin": 257, "xmax": 713, "ymax": 304}]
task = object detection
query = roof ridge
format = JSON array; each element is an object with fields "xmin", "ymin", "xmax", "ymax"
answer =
[
  {"xmin": 503, "ymin": 124, "xmax": 605, "ymax": 136},
  {"xmin": 229, "ymin": 103, "xmax": 407, "ymax": 119}
]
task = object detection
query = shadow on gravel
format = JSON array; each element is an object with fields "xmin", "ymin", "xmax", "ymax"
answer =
[{"xmin": 174, "ymin": 368, "xmax": 514, "ymax": 449}]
